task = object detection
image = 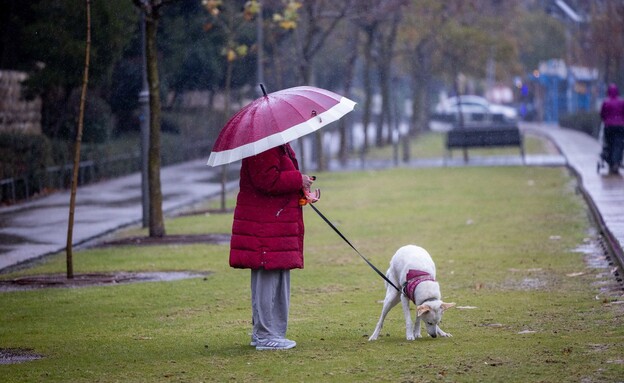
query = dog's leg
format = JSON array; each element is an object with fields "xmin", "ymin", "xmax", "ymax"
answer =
[
  {"xmin": 435, "ymin": 325, "xmax": 452, "ymax": 338},
  {"xmin": 413, "ymin": 313, "xmax": 422, "ymax": 339},
  {"xmin": 368, "ymin": 286, "xmax": 400, "ymax": 341},
  {"xmin": 401, "ymin": 296, "xmax": 418, "ymax": 340}
]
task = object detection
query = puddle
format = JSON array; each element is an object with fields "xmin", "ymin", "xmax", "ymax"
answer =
[
  {"xmin": 574, "ymin": 235, "xmax": 624, "ymax": 300},
  {"xmin": 0, "ymin": 271, "xmax": 210, "ymax": 292},
  {"xmin": 0, "ymin": 348, "xmax": 43, "ymax": 364}
]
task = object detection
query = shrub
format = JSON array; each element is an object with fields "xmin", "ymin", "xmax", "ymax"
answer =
[
  {"xmin": 60, "ymin": 92, "xmax": 114, "ymax": 144},
  {"xmin": 0, "ymin": 132, "xmax": 51, "ymax": 178},
  {"xmin": 558, "ymin": 111, "xmax": 601, "ymax": 138},
  {"xmin": 0, "ymin": 132, "xmax": 52, "ymax": 200}
]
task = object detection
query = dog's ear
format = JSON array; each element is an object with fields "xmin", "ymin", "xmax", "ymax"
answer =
[
  {"xmin": 441, "ymin": 302, "xmax": 456, "ymax": 311},
  {"xmin": 417, "ymin": 305, "xmax": 431, "ymax": 317}
]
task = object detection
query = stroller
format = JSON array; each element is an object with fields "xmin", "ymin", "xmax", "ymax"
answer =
[
  {"xmin": 597, "ymin": 122, "xmax": 608, "ymax": 173},
  {"xmin": 597, "ymin": 122, "xmax": 624, "ymax": 174}
]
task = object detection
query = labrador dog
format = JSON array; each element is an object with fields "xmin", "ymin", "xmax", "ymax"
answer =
[{"xmin": 369, "ymin": 245, "xmax": 455, "ymax": 341}]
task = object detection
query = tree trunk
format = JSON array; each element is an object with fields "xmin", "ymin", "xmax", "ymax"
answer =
[
  {"xmin": 338, "ymin": 27, "xmax": 359, "ymax": 165},
  {"xmin": 220, "ymin": 57, "xmax": 234, "ymax": 212},
  {"xmin": 361, "ymin": 26, "xmax": 376, "ymax": 160},
  {"xmin": 66, "ymin": 0, "xmax": 91, "ymax": 279},
  {"xmin": 382, "ymin": 14, "xmax": 401, "ymax": 146},
  {"xmin": 145, "ymin": 9, "xmax": 165, "ymax": 237}
]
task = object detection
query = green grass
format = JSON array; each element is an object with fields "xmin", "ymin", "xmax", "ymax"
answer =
[{"xmin": 1, "ymin": 167, "xmax": 623, "ymax": 382}]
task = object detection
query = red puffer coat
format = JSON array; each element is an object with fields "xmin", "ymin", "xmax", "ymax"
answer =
[{"xmin": 229, "ymin": 144, "xmax": 305, "ymax": 270}]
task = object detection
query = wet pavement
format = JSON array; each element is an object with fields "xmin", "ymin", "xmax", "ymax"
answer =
[
  {"xmin": 0, "ymin": 159, "xmax": 238, "ymax": 271},
  {"xmin": 522, "ymin": 123, "xmax": 624, "ymax": 273},
  {"xmin": 0, "ymin": 122, "xmax": 622, "ymax": 272}
]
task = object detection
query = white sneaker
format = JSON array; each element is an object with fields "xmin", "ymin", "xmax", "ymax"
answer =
[
  {"xmin": 250, "ymin": 335, "xmax": 258, "ymax": 347},
  {"xmin": 255, "ymin": 338, "xmax": 296, "ymax": 350}
]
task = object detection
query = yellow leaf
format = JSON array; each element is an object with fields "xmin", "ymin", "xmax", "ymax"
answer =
[
  {"xmin": 280, "ymin": 20, "xmax": 296, "ymax": 30},
  {"xmin": 244, "ymin": 1, "xmax": 261, "ymax": 15},
  {"xmin": 236, "ymin": 45, "xmax": 248, "ymax": 57}
]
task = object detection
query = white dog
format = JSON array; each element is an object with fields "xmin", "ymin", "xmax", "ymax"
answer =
[{"xmin": 369, "ymin": 245, "xmax": 455, "ymax": 341}]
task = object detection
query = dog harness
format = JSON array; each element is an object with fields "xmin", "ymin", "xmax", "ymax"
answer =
[{"xmin": 402, "ymin": 269, "xmax": 435, "ymax": 304}]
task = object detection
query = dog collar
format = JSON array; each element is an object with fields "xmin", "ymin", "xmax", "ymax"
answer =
[{"xmin": 402, "ymin": 269, "xmax": 435, "ymax": 304}]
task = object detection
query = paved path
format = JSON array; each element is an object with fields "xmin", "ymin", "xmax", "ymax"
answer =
[
  {"xmin": 0, "ymin": 123, "xmax": 622, "ymax": 272},
  {"xmin": 0, "ymin": 159, "xmax": 235, "ymax": 271},
  {"xmin": 522, "ymin": 122, "xmax": 624, "ymax": 270}
]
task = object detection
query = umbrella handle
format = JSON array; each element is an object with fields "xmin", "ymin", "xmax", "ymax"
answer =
[
  {"xmin": 299, "ymin": 188, "xmax": 320, "ymax": 206},
  {"xmin": 300, "ymin": 176, "xmax": 319, "ymax": 205}
]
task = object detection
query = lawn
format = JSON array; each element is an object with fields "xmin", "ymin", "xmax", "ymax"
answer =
[
  {"xmin": 1, "ymin": 166, "xmax": 623, "ymax": 382},
  {"xmin": 365, "ymin": 131, "xmax": 548, "ymax": 160}
]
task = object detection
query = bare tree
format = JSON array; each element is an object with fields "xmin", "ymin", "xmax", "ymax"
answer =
[
  {"xmin": 374, "ymin": 6, "xmax": 403, "ymax": 147},
  {"xmin": 338, "ymin": 26, "xmax": 360, "ymax": 165},
  {"xmin": 589, "ymin": 0, "xmax": 624, "ymax": 86},
  {"xmin": 132, "ymin": 0, "xmax": 179, "ymax": 237},
  {"xmin": 66, "ymin": 0, "xmax": 91, "ymax": 279},
  {"xmin": 204, "ymin": 0, "xmax": 259, "ymax": 212},
  {"xmin": 435, "ymin": 2, "xmax": 516, "ymax": 162},
  {"xmin": 351, "ymin": 0, "xmax": 406, "ymax": 156},
  {"xmin": 296, "ymin": 0, "xmax": 353, "ymax": 170}
]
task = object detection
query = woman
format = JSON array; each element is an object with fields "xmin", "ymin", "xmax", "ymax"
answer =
[
  {"xmin": 600, "ymin": 83, "xmax": 624, "ymax": 175},
  {"xmin": 229, "ymin": 143, "xmax": 314, "ymax": 350}
]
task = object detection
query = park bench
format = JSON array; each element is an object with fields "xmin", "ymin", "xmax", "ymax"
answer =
[{"xmin": 445, "ymin": 122, "xmax": 524, "ymax": 163}]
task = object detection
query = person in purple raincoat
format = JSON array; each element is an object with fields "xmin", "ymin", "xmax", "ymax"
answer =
[{"xmin": 600, "ymin": 83, "xmax": 624, "ymax": 174}]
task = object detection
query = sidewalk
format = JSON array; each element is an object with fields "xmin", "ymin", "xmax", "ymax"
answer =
[
  {"xmin": 0, "ymin": 124, "xmax": 622, "ymax": 273},
  {"xmin": 522, "ymin": 122, "xmax": 624, "ymax": 272},
  {"xmin": 0, "ymin": 159, "xmax": 235, "ymax": 271}
]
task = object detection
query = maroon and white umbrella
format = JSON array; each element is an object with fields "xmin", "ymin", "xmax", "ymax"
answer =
[{"xmin": 207, "ymin": 85, "xmax": 356, "ymax": 167}]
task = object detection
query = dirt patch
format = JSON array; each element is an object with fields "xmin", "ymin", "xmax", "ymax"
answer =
[
  {"xmin": 0, "ymin": 348, "xmax": 43, "ymax": 364},
  {"xmin": 0, "ymin": 234, "xmax": 224, "ymax": 291},
  {"xmin": 0, "ymin": 271, "xmax": 210, "ymax": 292},
  {"xmin": 96, "ymin": 233, "xmax": 231, "ymax": 247}
]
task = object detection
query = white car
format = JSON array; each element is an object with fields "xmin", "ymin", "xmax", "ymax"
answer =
[{"xmin": 434, "ymin": 95, "xmax": 518, "ymax": 124}]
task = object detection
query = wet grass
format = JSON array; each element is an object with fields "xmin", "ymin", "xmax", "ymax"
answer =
[{"xmin": 1, "ymin": 167, "xmax": 623, "ymax": 382}]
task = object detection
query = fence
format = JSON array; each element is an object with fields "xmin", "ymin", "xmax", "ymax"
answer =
[{"xmin": 0, "ymin": 139, "xmax": 211, "ymax": 204}]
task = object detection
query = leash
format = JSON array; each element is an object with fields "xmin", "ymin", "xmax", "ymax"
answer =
[{"xmin": 308, "ymin": 203, "xmax": 402, "ymax": 293}]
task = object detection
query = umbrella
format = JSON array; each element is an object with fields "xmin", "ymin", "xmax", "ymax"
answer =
[{"xmin": 207, "ymin": 85, "xmax": 356, "ymax": 167}]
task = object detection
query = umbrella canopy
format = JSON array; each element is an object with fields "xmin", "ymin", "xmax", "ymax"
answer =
[{"xmin": 207, "ymin": 85, "xmax": 356, "ymax": 167}]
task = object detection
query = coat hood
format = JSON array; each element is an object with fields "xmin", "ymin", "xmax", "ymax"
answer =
[{"xmin": 607, "ymin": 83, "xmax": 620, "ymax": 98}]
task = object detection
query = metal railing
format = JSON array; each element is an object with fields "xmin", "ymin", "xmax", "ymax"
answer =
[{"xmin": 1, "ymin": 140, "xmax": 211, "ymax": 204}]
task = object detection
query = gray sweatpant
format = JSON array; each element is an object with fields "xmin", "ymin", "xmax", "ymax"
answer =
[{"xmin": 251, "ymin": 269, "xmax": 290, "ymax": 340}]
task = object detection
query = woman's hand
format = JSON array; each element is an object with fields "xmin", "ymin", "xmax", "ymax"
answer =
[{"xmin": 302, "ymin": 174, "xmax": 315, "ymax": 189}]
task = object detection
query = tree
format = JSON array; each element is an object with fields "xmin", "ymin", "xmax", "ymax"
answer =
[
  {"xmin": 351, "ymin": 0, "xmax": 405, "ymax": 156},
  {"xmin": 373, "ymin": 4, "xmax": 404, "ymax": 147},
  {"xmin": 397, "ymin": 0, "xmax": 443, "ymax": 138},
  {"xmin": 203, "ymin": 0, "xmax": 260, "ymax": 211},
  {"xmin": 299, "ymin": 0, "xmax": 353, "ymax": 170},
  {"xmin": 426, "ymin": 2, "xmax": 517, "ymax": 162},
  {"xmin": 66, "ymin": 0, "xmax": 91, "ymax": 279},
  {"xmin": 515, "ymin": 10, "xmax": 567, "ymax": 73},
  {"xmin": 160, "ymin": 0, "xmax": 234, "ymax": 103},
  {"xmin": 335, "ymin": 26, "xmax": 360, "ymax": 165},
  {"xmin": 132, "ymin": 0, "xmax": 180, "ymax": 238},
  {"xmin": 589, "ymin": 1, "xmax": 624, "ymax": 86},
  {"xmin": 13, "ymin": 0, "xmax": 136, "ymax": 140}
]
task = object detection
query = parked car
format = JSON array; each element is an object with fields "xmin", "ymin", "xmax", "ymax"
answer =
[{"xmin": 433, "ymin": 95, "xmax": 518, "ymax": 125}]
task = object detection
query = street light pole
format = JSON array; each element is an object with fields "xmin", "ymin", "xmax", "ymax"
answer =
[{"xmin": 139, "ymin": 11, "xmax": 150, "ymax": 228}]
